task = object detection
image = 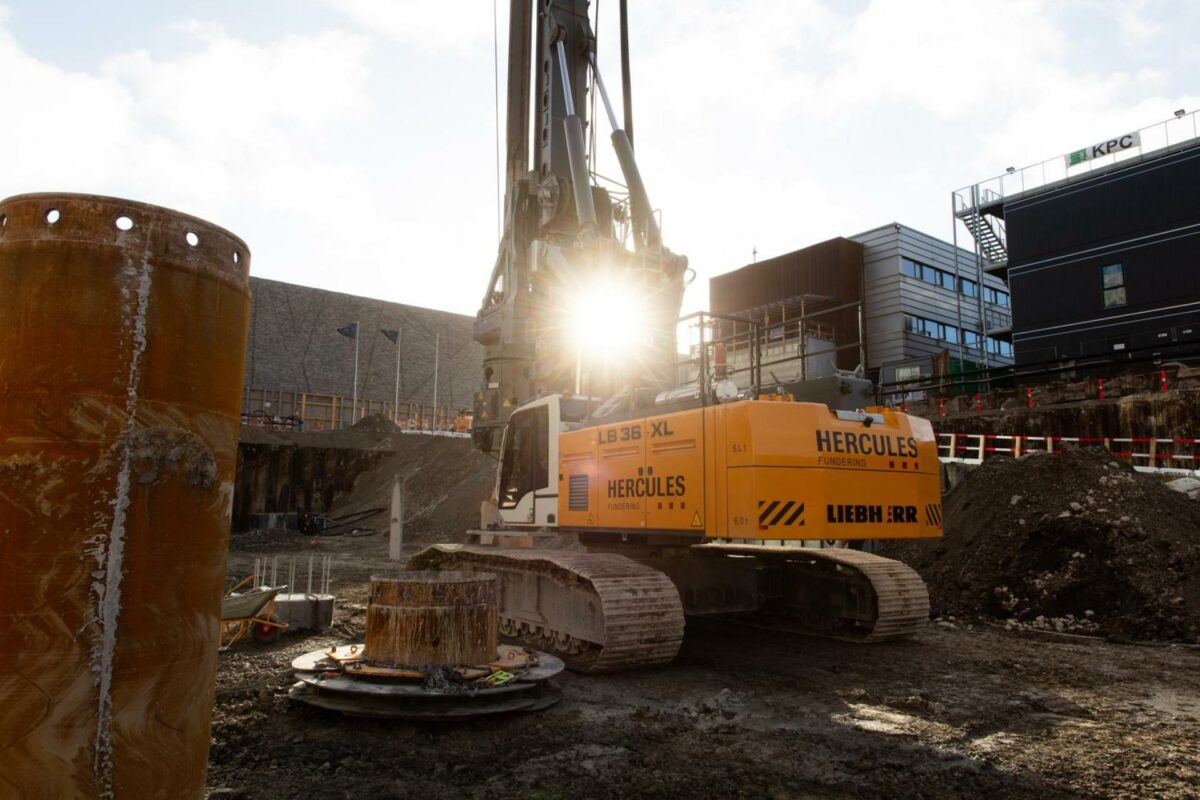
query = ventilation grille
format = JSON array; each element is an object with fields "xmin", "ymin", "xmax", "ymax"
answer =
[{"xmin": 568, "ymin": 474, "xmax": 589, "ymax": 511}]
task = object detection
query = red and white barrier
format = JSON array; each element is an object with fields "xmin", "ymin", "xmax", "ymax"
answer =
[{"xmin": 937, "ymin": 432, "xmax": 1200, "ymax": 475}]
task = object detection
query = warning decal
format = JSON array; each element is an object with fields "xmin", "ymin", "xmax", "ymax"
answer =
[
  {"xmin": 690, "ymin": 511, "xmax": 703, "ymax": 528},
  {"xmin": 757, "ymin": 499, "xmax": 806, "ymax": 528}
]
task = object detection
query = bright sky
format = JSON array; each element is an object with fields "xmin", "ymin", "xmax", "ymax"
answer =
[{"xmin": 2, "ymin": 1, "xmax": 1196, "ymax": 316}]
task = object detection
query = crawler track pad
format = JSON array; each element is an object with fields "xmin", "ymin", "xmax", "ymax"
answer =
[
  {"xmin": 693, "ymin": 544, "xmax": 930, "ymax": 641},
  {"xmin": 410, "ymin": 545, "xmax": 685, "ymax": 673}
]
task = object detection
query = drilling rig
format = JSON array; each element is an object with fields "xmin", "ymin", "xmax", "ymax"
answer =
[{"xmin": 413, "ymin": 0, "xmax": 941, "ymax": 671}]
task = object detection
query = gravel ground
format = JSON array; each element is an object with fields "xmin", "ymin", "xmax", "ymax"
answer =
[{"xmin": 208, "ymin": 534, "xmax": 1200, "ymax": 800}]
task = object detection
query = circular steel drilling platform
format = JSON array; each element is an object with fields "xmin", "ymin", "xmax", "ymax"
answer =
[
  {"xmin": 289, "ymin": 572, "xmax": 562, "ymax": 719},
  {"xmin": 289, "ymin": 642, "xmax": 564, "ymax": 719}
]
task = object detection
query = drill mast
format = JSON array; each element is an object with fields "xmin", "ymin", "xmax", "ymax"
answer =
[{"xmin": 472, "ymin": 0, "xmax": 688, "ymax": 453}]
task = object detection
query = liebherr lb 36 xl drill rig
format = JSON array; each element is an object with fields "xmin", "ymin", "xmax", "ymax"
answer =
[{"xmin": 413, "ymin": 0, "xmax": 941, "ymax": 671}]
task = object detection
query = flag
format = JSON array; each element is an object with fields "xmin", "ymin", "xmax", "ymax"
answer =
[
  {"xmin": 337, "ymin": 322, "xmax": 358, "ymax": 339},
  {"xmin": 380, "ymin": 328, "xmax": 399, "ymax": 344}
]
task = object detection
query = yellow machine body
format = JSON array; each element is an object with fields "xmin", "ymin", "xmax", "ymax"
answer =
[{"xmin": 557, "ymin": 398, "xmax": 942, "ymax": 540}]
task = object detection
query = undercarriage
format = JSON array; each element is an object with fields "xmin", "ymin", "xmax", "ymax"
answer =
[{"xmin": 410, "ymin": 531, "xmax": 930, "ymax": 673}]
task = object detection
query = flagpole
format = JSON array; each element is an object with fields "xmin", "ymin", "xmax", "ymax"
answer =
[
  {"xmin": 352, "ymin": 319, "xmax": 359, "ymax": 423},
  {"xmin": 393, "ymin": 326, "xmax": 402, "ymax": 425},
  {"xmin": 432, "ymin": 331, "xmax": 440, "ymax": 431}
]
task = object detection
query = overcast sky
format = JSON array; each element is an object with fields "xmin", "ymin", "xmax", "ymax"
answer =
[{"xmin": 2, "ymin": 1, "xmax": 1197, "ymax": 316}]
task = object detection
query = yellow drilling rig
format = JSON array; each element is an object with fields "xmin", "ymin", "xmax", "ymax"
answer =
[{"xmin": 414, "ymin": 0, "xmax": 941, "ymax": 671}]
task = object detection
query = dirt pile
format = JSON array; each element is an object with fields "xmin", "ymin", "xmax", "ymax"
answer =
[
  {"xmin": 239, "ymin": 413, "xmax": 403, "ymax": 450},
  {"xmin": 880, "ymin": 448, "xmax": 1200, "ymax": 642},
  {"xmin": 328, "ymin": 428, "xmax": 494, "ymax": 544}
]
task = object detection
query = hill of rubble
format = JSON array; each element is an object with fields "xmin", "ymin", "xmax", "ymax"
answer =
[{"xmin": 880, "ymin": 448, "xmax": 1200, "ymax": 642}]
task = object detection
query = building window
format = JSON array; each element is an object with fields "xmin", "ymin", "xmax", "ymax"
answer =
[
  {"xmin": 986, "ymin": 337, "xmax": 1013, "ymax": 358},
  {"xmin": 1101, "ymin": 262, "xmax": 1126, "ymax": 308},
  {"xmin": 902, "ymin": 256, "xmax": 1010, "ymax": 307},
  {"xmin": 963, "ymin": 330, "xmax": 981, "ymax": 349},
  {"xmin": 904, "ymin": 314, "xmax": 959, "ymax": 346},
  {"xmin": 983, "ymin": 286, "xmax": 1011, "ymax": 307}
]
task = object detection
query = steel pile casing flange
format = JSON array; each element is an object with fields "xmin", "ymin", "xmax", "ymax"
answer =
[{"xmin": 288, "ymin": 643, "xmax": 564, "ymax": 720}]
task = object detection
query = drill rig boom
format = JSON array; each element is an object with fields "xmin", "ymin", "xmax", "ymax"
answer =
[{"xmin": 472, "ymin": 0, "xmax": 687, "ymax": 454}]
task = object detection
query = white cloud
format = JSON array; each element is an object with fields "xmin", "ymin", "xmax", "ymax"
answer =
[
  {"xmin": 0, "ymin": 15, "xmax": 409, "ymax": 306},
  {"xmin": 1, "ymin": 0, "xmax": 1194, "ymax": 325},
  {"xmin": 326, "ymin": 0, "xmax": 497, "ymax": 52},
  {"xmin": 608, "ymin": 0, "xmax": 1198, "ymax": 313}
]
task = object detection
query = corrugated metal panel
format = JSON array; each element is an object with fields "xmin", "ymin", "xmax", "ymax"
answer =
[
  {"xmin": 854, "ymin": 224, "xmax": 1012, "ymax": 369},
  {"xmin": 708, "ymin": 237, "xmax": 864, "ymax": 370},
  {"xmin": 710, "ymin": 237, "xmax": 863, "ymax": 313},
  {"xmin": 1006, "ymin": 143, "xmax": 1200, "ymax": 364}
]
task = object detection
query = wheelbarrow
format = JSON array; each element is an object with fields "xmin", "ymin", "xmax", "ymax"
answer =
[{"xmin": 220, "ymin": 575, "xmax": 288, "ymax": 649}]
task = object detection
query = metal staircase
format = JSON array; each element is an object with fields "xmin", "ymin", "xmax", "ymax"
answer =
[{"xmin": 959, "ymin": 207, "xmax": 1008, "ymax": 267}]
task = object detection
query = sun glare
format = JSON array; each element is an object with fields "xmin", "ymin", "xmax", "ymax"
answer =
[{"xmin": 567, "ymin": 277, "xmax": 648, "ymax": 359}]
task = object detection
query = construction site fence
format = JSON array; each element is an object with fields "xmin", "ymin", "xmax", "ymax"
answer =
[
  {"xmin": 876, "ymin": 339, "xmax": 1200, "ymax": 405},
  {"xmin": 241, "ymin": 387, "xmax": 469, "ymax": 433},
  {"xmin": 938, "ymin": 432, "xmax": 1200, "ymax": 476}
]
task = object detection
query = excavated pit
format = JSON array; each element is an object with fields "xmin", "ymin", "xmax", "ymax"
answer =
[{"xmin": 210, "ymin": 410, "xmax": 1200, "ymax": 798}]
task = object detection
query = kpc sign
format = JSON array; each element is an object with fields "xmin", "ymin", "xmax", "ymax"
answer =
[{"xmin": 1066, "ymin": 131, "xmax": 1141, "ymax": 167}]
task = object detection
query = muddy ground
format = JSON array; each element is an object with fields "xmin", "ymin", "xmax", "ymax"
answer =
[{"xmin": 209, "ymin": 533, "xmax": 1200, "ymax": 800}]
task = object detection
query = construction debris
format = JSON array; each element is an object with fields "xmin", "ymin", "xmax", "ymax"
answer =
[{"xmin": 880, "ymin": 448, "xmax": 1200, "ymax": 642}]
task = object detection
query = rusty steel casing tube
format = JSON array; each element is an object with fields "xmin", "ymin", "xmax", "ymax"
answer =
[
  {"xmin": 364, "ymin": 572, "xmax": 499, "ymax": 667},
  {"xmin": 0, "ymin": 193, "xmax": 251, "ymax": 799}
]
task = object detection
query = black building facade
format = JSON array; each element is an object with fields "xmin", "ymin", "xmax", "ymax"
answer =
[{"xmin": 1005, "ymin": 141, "xmax": 1200, "ymax": 365}]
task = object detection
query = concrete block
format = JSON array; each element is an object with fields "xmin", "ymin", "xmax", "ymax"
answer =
[{"xmin": 274, "ymin": 593, "xmax": 335, "ymax": 632}]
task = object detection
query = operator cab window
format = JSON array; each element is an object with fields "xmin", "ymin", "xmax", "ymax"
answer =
[
  {"xmin": 498, "ymin": 405, "xmax": 550, "ymax": 509},
  {"xmin": 1102, "ymin": 263, "xmax": 1126, "ymax": 308}
]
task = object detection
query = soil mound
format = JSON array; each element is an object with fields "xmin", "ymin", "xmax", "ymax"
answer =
[
  {"xmin": 239, "ymin": 413, "xmax": 404, "ymax": 450},
  {"xmin": 328, "ymin": 432, "xmax": 494, "ymax": 544},
  {"xmin": 879, "ymin": 448, "xmax": 1200, "ymax": 642}
]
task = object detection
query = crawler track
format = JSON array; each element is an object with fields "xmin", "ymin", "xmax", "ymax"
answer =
[
  {"xmin": 409, "ymin": 545, "xmax": 685, "ymax": 673},
  {"xmin": 693, "ymin": 544, "xmax": 930, "ymax": 641}
]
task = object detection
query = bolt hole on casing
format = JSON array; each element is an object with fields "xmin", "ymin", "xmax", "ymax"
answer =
[
  {"xmin": 115, "ymin": 215, "xmax": 134, "ymax": 231},
  {"xmin": 186, "ymin": 230, "xmax": 199, "ymax": 247},
  {"xmin": 45, "ymin": 208, "xmax": 60, "ymax": 224}
]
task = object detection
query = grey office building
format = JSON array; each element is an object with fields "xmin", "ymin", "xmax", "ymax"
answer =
[
  {"xmin": 706, "ymin": 224, "xmax": 1014, "ymax": 393},
  {"xmin": 851, "ymin": 223, "xmax": 1014, "ymax": 387}
]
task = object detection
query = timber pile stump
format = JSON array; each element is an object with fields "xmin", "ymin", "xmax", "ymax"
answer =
[{"xmin": 365, "ymin": 571, "xmax": 498, "ymax": 666}]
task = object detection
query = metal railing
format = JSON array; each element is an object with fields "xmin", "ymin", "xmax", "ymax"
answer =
[
  {"xmin": 954, "ymin": 110, "xmax": 1200, "ymax": 214},
  {"xmin": 241, "ymin": 387, "xmax": 466, "ymax": 433},
  {"xmin": 938, "ymin": 432, "xmax": 1200, "ymax": 476},
  {"xmin": 876, "ymin": 338, "xmax": 1200, "ymax": 401}
]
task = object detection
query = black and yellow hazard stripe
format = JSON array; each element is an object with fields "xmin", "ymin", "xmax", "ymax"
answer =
[{"xmin": 758, "ymin": 499, "xmax": 806, "ymax": 527}]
